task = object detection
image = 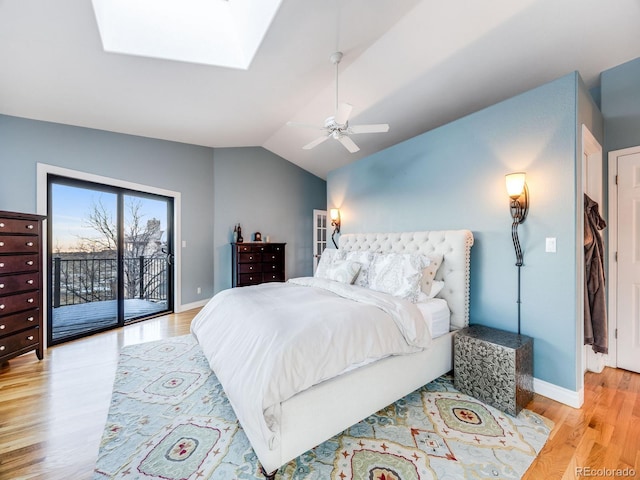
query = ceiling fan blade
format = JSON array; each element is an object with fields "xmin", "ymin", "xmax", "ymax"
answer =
[
  {"xmin": 348, "ymin": 123, "xmax": 390, "ymax": 134},
  {"xmin": 334, "ymin": 103, "xmax": 353, "ymax": 125},
  {"xmin": 287, "ymin": 121, "xmax": 324, "ymax": 130},
  {"xmin": 303, "ymin": 135, "xmax": 330, "ymax": 150},
  {"xmin": 337, "ymin": 135, "xmax": 360, "ymax": 153}
]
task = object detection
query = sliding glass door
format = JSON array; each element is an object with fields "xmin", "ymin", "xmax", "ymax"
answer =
[
  {"xmin": 48, "ymin": 176, "xmax": 174, "ymax": 344},
  {"xmin": 122, "ymin": 193, "xmax": 173, "ymax": 322}
]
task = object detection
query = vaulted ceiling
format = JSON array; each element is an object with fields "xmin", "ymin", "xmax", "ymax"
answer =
[{"xmin": 1, "ymin": 0, "xmax": 639, "ymax": 179}]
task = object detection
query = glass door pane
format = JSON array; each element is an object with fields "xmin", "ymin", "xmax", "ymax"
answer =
[
  {"xmin": 123, "ymin": 193, "xmax": 173, "ymax": 322},
  {"xmin": 50, "ymin": 183, "xmax": 119, "ymax": 343},
  {"xmin": 313, "ymin": 209, "xmax": 327, "ymax": 274}
]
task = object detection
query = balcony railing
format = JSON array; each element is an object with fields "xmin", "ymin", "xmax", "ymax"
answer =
[{"xmin": 52, "ymin": 256, "xmax": 167, "ymax": 308}]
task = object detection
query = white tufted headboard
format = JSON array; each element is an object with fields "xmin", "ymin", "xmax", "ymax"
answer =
[{"xmin": 338, "ymin": 230, "xmax": 474, "ymax": 330}]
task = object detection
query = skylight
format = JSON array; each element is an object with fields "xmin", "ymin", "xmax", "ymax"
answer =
[{"xmin": 91, "ymin": 0, "xmax": 282, "ymax": 70}]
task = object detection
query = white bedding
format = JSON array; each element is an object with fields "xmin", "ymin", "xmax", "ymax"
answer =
[
  {"xmin": 416, "ymin": 298, "xmax": 451, "ymax": 338},
  {"xmin": 190, "ymin": 276, "xmax": 433, "ymax": 453}
]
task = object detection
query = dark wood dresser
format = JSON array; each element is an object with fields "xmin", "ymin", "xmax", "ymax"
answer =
[
  {"xmin": 231, "ymin": 242, "xmax": 286, "ymax": 287},
  {"xmin": 0, "ymin": 211, "xmax": 46, "ymax": 363}
]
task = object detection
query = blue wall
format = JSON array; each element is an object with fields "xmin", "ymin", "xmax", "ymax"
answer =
[
  {"xmin": 0, "ymin": 115, "xmax": 326, "ymax": 309},
  {"xmin": 601, "ymin": 56, "xmax": 640, "ymax": 154},
  {"xmin": 328, "ymin": 73, "xmax": 589, "ymax": 391},
  {"xmin": 212, "ymin": 147, "xmax": 327, "ymax": 293}
]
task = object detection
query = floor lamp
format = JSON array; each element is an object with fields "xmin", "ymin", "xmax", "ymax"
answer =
[{"xmin": 506, "ymin": 172, "xmax": 529, "ymax": 335}]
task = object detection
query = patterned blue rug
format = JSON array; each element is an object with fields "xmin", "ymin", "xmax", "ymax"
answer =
[{"xmin": 94, "ymin": 335, "xmax": 553, "ymax": 479}]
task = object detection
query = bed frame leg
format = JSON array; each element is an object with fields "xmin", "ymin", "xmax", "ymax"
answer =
[{"xmin": 259, "ymin": 464, "xmax": 277, "ymax": 480}]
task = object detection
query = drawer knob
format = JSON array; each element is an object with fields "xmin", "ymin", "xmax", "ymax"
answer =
[
  {"xmin": 0, "ymin": 325, "xmax": 4, "ymax": 329},
  {"xmin": 27, "ymin": 280, "xmax": 34, "ymax": 285},
  {"xmin": 27, "ymin": 298, "xmax": 34, "ymax": 303},
  {"xmin": 0, "ymin": 263, "xmax": 4, "ymax": 268},
  {"xmin": 26, "ymin": 224, "xmax": 34, "ymax": 230},
  {"xmin": 0, "ymin": 284, "xmax": 4, "ymax": 289},
  {"xmin": 0, "ymin": 305, "xmax": 4, "ymax": 310},
  {"xmin": 26, "ymin": 242, "xmax": 34, "ymax": 247},
  {"xmin": 27, "ymin": 317, "xmax": 34, "ymax": 322},
  {"xmin": 26, "ymin": 261, "xmax": 34, "ymax": 266},
  {"xmin": 0, "ymin": 346, "xmax": 4, "ymax": 351},
  {"xmin": 0, "ymin": 242, "xmax": 4, "ymax": 247},
  {"xmin": 27, "ymin": 336, "xmax": 34, "ymax": 341},
  {"xmin": 0, "ymin": 223, "xmax": 4, "ymax": 228}
]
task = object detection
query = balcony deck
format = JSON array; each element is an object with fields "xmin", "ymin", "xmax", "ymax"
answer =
[{"xmin": 52, "ymin": 299, "xmax": 169, "ymax": 341}]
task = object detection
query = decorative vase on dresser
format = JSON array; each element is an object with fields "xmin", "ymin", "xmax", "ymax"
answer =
[
  {"xmin": 231, "ymin": 242, "xmax": 285, "ymax": 287},
  {"xmin": 0, "ymin": 211, "xmax": 46, "ymax": 364}
]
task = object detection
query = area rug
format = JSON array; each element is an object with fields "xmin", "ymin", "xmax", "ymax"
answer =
[{"xmin": 94, "ymin": 335, "xmax": 553, "ymax": 480}]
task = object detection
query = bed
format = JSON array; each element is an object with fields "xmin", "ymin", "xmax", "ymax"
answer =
[{"xmin": 191, "ymin": 230, "xmax": 473, "ymax": 478}]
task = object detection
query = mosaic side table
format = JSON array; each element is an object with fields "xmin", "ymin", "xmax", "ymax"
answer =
[{"xmin": 454, "ymin": 324, "xmax": 533, "ymax": 416}]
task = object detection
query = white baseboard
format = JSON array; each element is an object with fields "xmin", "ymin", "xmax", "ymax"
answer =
[
  {"xmin": 177, "ymin": 299, "xmax": 210, "ymax": 313},
  {"xmin": 533, "ymin": 377, "xmax": 584, "ymax": 409}
]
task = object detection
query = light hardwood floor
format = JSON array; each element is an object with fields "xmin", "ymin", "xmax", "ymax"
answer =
[{"xmin": 0, "ymin": 309, "xmax": 638, "ymax": 480}]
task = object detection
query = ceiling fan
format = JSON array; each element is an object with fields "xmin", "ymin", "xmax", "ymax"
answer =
[{"xmin": 287, "ymin": 51, "xmax": 390, "ymax": 153}]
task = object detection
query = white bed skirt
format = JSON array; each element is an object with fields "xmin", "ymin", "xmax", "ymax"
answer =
[{"xmin": 252, "ymin": 331, "xmax": 455, "ymax": 473}]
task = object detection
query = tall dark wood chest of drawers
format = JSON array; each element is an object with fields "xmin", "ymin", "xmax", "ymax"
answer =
[
  {"xmin": 0, "ymin": 211, "xmax": 46, "ymax": 363},
  {"xmin": 231, "ymin": 242, "xmax": 286, "ymax": 287}
]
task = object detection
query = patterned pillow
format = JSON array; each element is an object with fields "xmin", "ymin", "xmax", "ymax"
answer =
[
  {"xmin": 426, "ymin": 280, "xmax": 445, "ymax": 299},
  {"xmin": 315, "ymin": 249, "xmax": 345, "ymax": 279},
  {"xmin": 368, "ymin": 253, "xmax": 429, "ymax": 302},
  {"xmin": 344, "ymin": 251, "xmax": 375, "ymax": 287},
  {"xmin": 324, "ymin": 260, "xmax": 362, "ymax": 284},
  {"xmin": 420, "ymin": 253, "xmax": 444, "ymax": 297}
]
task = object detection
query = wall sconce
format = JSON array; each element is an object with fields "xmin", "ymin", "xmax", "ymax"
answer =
[
  {"xmin": 330, "ymin": 208, "xmax": 341, "ymax": 248},
  {"xmin": 505, "ymin": 172, "xmax": 529, "ymax": 335}
]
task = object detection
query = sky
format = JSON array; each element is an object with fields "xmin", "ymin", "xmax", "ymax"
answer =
[{"xmin": 51, "ymin": 183, "xmax": 169, "ymax": 252}]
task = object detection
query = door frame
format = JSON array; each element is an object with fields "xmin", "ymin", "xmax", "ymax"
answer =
[
  {"xmin": 36, "ymin": 163, "xmax": 182, "ymax": 349},
  {"xmin": 607, "ymin": 145, "xmax": 640, "ymax": 369}
]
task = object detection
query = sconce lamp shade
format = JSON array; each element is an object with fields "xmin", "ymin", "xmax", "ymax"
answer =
[
  {"xmin": 330, "ymin": 209, "xmax": 340, "ymax": 223},
  {"xmin": 505, "ymin": 172, "xmax": 526, "ymax": 199}
]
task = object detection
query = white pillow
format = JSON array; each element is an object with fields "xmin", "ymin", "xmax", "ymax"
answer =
[
  {"xmin": 324, "ymin": 260, "xmax": 362, "ymax": 284},
  {"xmin": 315, "ymin": 249, "xmax": 344, "ymax": 279},
  {"xmin": 344, "ymin": 251, "xmax": 375, "ymax": 287},
  {"xmin": 368, "ymin": 252, "xmax": 429, "ymax": 302}
]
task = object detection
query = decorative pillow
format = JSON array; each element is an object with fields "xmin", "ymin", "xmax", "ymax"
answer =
[
  {"xmin": 344, "ymin": 251, "xmax": 375, "ymax": 287},
  {"xmin": 315, "ymin": 249, "xmax": 345, "ymax": 279},
  {"xmin": 420, "ymin": 253, "xmax": 444, "ymax": 297},
  {"xmin": 427, "ymin": 280, "xmax": 445, "ymax": 299},
  {"xmin": 324, "ymin": 260, "xmax": 362, "ymax": 284},
  {"xmin": 368, "ymin": 252, "xmax": 429, "ymax": 302}
]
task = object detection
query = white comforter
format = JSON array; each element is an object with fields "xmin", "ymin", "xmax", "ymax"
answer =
[{"xmin": 190, "ymin": 277, "xmax": 432, "ymax": 452}]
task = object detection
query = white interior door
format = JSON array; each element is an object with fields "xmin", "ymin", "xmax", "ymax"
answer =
[
  {"xmin": 313, "ymin": 209, "xmax": 327, "ymax": 274},
  {"xmin": 617, "ymin": 151, "xmax": 640, "ymax": 373},
  {"xmin": 582, "ymin": 126, "xmax": 606, "ymax": 375}
]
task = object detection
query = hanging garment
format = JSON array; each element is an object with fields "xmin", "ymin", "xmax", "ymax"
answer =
[{"xmin": 584, "ymin": 194, "xmax": 607, "ymax": 354}]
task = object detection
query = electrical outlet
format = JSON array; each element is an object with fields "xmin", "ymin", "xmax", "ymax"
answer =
[{"xmin": 197, "ymin": 287, "xmax": 201, "ymax": 294}]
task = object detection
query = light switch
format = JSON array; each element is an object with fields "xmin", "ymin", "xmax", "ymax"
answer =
[
  {"xmin": 182, "ymin": 240, "xmax": 187, "ymax": 248},
  {"xmin": 545, "ymin": 237, "xmax": 557, "ymax": 253}
]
